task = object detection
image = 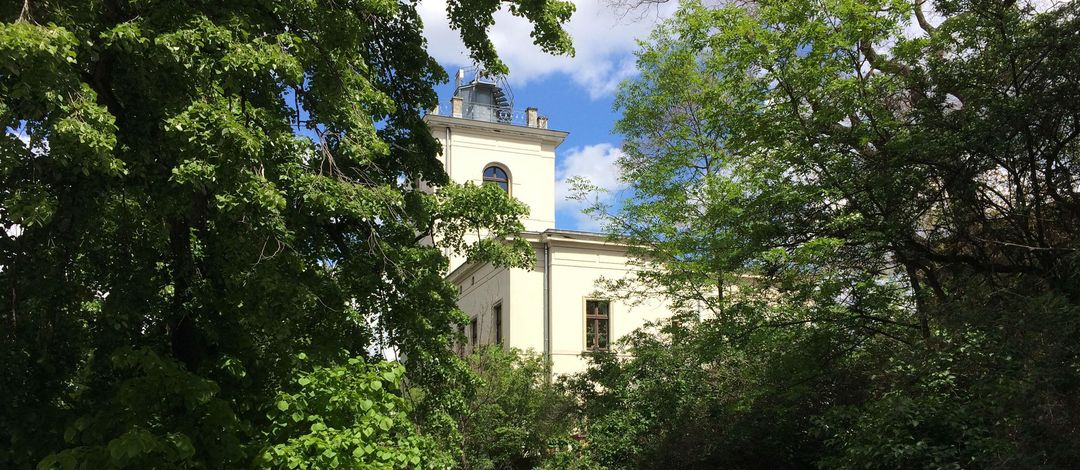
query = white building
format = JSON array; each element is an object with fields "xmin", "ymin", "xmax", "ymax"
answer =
[{"xmin": 424, "ymin": 71, "xmax": 672, "ymax": 376}]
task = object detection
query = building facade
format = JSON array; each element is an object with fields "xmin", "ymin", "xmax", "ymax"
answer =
[{"xmin": 424, "ymin": 70, "xmax": 672, "ymax": 376}]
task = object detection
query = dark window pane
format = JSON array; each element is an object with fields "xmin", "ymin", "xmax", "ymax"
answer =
[
  {"xmin": 598, "ymin": 319, "xmax": 609, "ymax": 349},
  {"xmin": 483, "ymin": 165, "xmax": 509, "ymax": 193},
  {"xmin": 585, "ymin": 300, "xmax": 611, "ymax": 351},
  {"xmin": 586, "ymin": 300, "xmax": 610, "ymax": 318}
]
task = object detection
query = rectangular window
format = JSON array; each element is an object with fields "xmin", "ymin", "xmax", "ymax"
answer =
[
  {"xmin": 585, "ymin": 299, "xmax": 610, "ymax": 351},
  {"xmin": 457, "ymin": 324, "xmax": 466, "ymax": 356},
  {"xmin": 470, "ymin": 317, "xmax": 478, "ymax": 346},
  {"xmin": 493, "ymin": 302, "xmax": 503, "ymax": 344}
]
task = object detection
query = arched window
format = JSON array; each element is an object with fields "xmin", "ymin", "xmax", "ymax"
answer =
[{"xmin": 483, "ymin": 165, "xmax": 510, "ymax": 193}]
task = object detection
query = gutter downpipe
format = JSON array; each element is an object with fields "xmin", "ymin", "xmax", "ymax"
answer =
[
  {"xmin": 444, "ymin": 126, "xmax": 452, "ymax": 178},
  {"xmin": 542, "ymin": 233, "xmax": 552, "ymax": 383}
]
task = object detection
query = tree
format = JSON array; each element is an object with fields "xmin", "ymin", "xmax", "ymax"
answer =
[
  {"xmin": 576, "ymin": 0, "xmax": 1080, "ymax": 466},
  {"xmin": 0, "ymin": 0, "xmax": 572, "ymax": 467},
  {"xmin": 456, "ymin": 346, "xmax": 576, "ymax": 470},
  {"xmin": 564, "ymin": 314, "xmax": 868, "ymax": 469}
]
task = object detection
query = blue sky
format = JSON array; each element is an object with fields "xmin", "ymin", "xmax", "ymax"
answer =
[{"xmin": 420, "ymin": 0, "xmax": 679, "ymax": 231}]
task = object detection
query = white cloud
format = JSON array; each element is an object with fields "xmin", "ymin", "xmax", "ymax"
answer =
[
  {"xmin": 419, "ymin": 0, "xmax": 678, "ymax": 99},
  {"xmin": 555, "ymin": 143, "xmax": 625, "ymax": 231}
]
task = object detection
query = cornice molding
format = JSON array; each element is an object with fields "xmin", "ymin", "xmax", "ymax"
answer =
[{"xmin": 424, "ymin": 114, "xmax": 569, "ymax": 146}]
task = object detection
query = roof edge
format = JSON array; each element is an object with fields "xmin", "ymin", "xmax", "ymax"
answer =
[{"xmin": 424, "ymin": 114, "xmax": 569, "ymax": 145}]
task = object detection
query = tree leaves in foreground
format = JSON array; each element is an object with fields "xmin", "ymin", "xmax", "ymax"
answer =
[
  {"xmin": 455, "ymin": 347, "xmax": 577, "ymax": 470},
  {"xmin": 0, "ymin": 0, "xmax": 572, "ymax": 467},
  {"xmin": 575, "ymin": 0, "xmax": 1080, "ymax": 467}
]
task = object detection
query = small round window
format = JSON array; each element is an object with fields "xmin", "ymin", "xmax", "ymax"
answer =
[{"xmin": 483, "ymin": 165, "xmax": 510, "ymax": 193}]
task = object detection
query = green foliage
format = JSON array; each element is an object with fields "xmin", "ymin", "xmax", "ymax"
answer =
[
  {"xmin": 38, "ymin": 347, "xmax": 242, "ymax": 469},
  {"xmin": 0, "ymin": 0, "xmax": 571, "ymax": 468},
  {"xmin": 573, "ymin": 0, "xmax": 1080, "ymax": 467},
  {"xmin": 260, "ymin": 359, "xmax": 436, "ymax": 469},
  {"xmin": 427, "ymin": 182, "xmax": 535, "ymax": 270},
  {"xmin": 456, "ymin": 346, "xmax": 576, "ymax": 470},
  {"xmin": 564, "ymin": 315, "xmax": 862, "ymax": 469},
  {"xmin": 536, "ymin": 438, "xmax": 603, "ymax": 470}
]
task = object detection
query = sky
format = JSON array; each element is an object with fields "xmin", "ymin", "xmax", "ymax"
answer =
[
  {"xmin": 14, "ymin": 0, "xmax": 1040, "ymax": 232},
  {"xmin": 3, "ymin": 0, "xmax": 676, "ymax": 235},
  {"xmin": 419, "ymin": 0, "xmax": 680, "ymax": 231},
  {"xmin": 418, "ymin": 0, "xmax": 1064, "ymax": 232}
]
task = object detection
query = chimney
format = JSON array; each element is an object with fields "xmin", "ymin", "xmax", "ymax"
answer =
[
  {"xmin": 537, "ymin": 116, "xmax": 548, "ymax": 129},
  {"xmin": 526, "ymin": 107, "xmax": 538, "ymax": 128},
  {"xmin": 451, "ymin": 96, "xmax": 463, "ymax": 118},
  {"xmin": 455, "ymin": 68, "xmax": 465, "ymax": 89}
]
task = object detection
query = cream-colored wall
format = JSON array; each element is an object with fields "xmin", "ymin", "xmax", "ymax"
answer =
[
  {"xmin": 455, "ymin": 262, "xmax": 511, "ymax": 355},
  {"xmin": 451, "ymin": 253, "xmax": 544, "ymax": 356},
  {"xmin": 541, "ymin": 240, "xmax": 671, "ymax": 376},
  {"xmin": 452, "ymin": 239, "xmax": 673, "ymax": 377},
  {"xmin": 505, "ymin": 246, "xmax": 546, "ymax": 353},
  {"xmin": 433, "ymin": 127, "xmax": 556, "ymax": 233},
  {"xmin": 429, "ymin": 121, "xmax": 558, "ymax": 273}
]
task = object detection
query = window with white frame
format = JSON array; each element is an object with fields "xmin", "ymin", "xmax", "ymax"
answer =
[{"xmin": 585, "ymin": 299, "xmax": 610, "ymax": 351}]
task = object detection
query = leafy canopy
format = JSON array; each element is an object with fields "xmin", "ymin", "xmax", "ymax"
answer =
[
  {"xmin": 572, "ymin": 0, "xmax": 1080, "ymax": 467},
  {"xmin": 0, "ymin": 0, "xmax": 572, "ymax": 467}
]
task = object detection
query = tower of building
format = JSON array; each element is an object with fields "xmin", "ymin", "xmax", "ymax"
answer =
[
  {"xmin": 423, "ymin": 70, "xmax": 672, "ymax": 377},
  {"xmin": 425, "ymin": 69, "xmax": 567, "ymax": 233}
]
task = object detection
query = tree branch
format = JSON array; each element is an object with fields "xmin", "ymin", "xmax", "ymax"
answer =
[
  {"xmin": 859, "ymin": 40, "xmax": 911, "ymax": 77},
  {"xmin": 18, "ymin": 0, "xmax": 32, "ymax": 23},
  {"xmin": 914, "ymin": 0, "xmax": 937, "ymax": 34}
]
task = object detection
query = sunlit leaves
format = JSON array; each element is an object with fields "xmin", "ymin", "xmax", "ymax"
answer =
[
  {"xmin": 1, "ymin": 0, "xmax": 571, "ymax": 467},
  {"xmin": 583, "ymin": 0, "xmax": 1080, "ymax": 467},
  {"xmin": 429, "ymin": 182, "xmax": 535, "ymax": 269},
  {"xmin": 260, "ymin": 360, "xmax": 431, "ymax": 469}
]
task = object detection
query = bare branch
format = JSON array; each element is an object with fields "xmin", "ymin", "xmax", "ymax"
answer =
[
  {"xmin": 914, "ymin": 0, "xmax": 937, "ymax": 34},
  {"xmin": 859, "ymin": 40, "xmax": 911, "ymax": 77},
  {"xmin": 18, "ymin": 0, "xmax": 32, "ymax": 23}
]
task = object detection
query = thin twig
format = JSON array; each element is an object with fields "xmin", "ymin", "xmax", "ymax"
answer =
[{"xmin": 18, "ymin": 0, "xmax": 33, "ymax": 23}]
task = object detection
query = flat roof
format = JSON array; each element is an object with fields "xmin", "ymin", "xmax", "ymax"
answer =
[{"xmin": 423, "ymin": 114, "xmax": 569, "ymax": 146}]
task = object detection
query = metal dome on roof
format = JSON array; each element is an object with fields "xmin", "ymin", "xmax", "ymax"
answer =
[{"xmin": 453, "ymin": 67, "xmax": 514, "ymax": 124}]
